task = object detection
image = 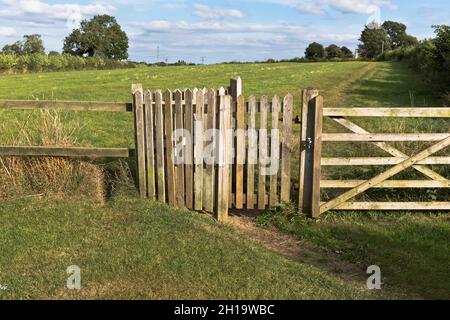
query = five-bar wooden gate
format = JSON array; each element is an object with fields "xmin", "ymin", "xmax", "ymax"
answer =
[{"xmin": 298, "ymin": 88, "xmax": 450, "ymax": 218}]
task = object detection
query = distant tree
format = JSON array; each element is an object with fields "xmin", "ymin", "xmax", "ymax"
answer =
[
  {"xmin": 432, "ymin": 25, "xmax": 450, "ymax": 69},
  {"xmin": 2, "ymin": 41, "xmax": 23, "ymax": 55},
  {"xmin": 325, "ymin": 44, "xmax": 342, "ymax": 59},
  {"xmin": 341, "ymin": 46, "xmax": 354, "ymax": 58},
  {"xmin": 2, "ymin": 34, "xmax": 45, "ymax": 55},
  {"xmin": 358, "ymin": 22, "xmax": 391, "ymax": 59},
  {"xmin": 381, "ymin": 21, "xmax": 406, "ymax": 49},
  {"xmin": 63, "ymin": 15, "xmax": 129, "ymax": 60},
  {"xmin": 305, "ymin": 42, "xmax": 325, "ymax": 60},
  {"xmin": 48, "ymin": 51, "xmax": 60, "ymax": 56},
  {"xmin": 382, "ymin": 20, "xmax": 418, "ymax": 48},
  {"xmin": 22, "ymin": 34, "xmax": 45, "ymax": 55},
  {"xmin": 174, "ymin": 60, "xmax": 188, "ymax": 66}
]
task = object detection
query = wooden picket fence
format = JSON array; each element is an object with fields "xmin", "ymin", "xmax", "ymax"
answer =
[
  {"xmin": 1, "ymin": 76, "xmax": 449, "ymax": 221},
  {"xmin": 131, "ymin": 77, "xmax": 295, "ymax": 221}
]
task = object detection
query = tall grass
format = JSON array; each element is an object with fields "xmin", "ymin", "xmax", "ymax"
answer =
[{"xmin": 0, "ymin": 110, "xmax": 105, "ymax": 203}]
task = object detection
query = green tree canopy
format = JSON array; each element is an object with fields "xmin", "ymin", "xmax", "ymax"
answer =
[
  {"xmin": 22, "ymin": 34, "xmax": 45, "ymax": 55},
  {"xmin": 358, "ymin": 22, "xmax": 391, "ymax": 59},
  {"xmin": 63, "ymin": 15, "xmax": 129, "ymax": 60},
  {"xmin": 382, "ymin": 21, "xmax": 418, "ymax": 49},
  {"xmin": 305, "ymin": 42, "xmax": 325, "ymax": 60},
  {"xmin": 341, "ymin": 46, "xmax": 354, "ymax": 58},
  {"xmin": 2, "ymin": 34, "xmax": 45, "ymax": 55},
  {"xmin": 325, "ymin": 44, "xmax": 342, "ymax": 58}
]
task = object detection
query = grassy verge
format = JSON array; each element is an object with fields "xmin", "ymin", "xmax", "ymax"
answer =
[
  {"xmin": 0, "ymin": 195, "xmax": 383, "ymax": 300},
  {"xmin": 256, "ymin": 207, "xmax": 450, "ymax": 300}
]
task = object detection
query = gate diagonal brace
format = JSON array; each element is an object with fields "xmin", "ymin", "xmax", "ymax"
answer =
[
  {"xmin": 330, "ymin": 116, "xmax": 447, "ymax": 181},
  {"xmin": 320, "ymin": 136, "xmax": 450, "ymax": 214}
]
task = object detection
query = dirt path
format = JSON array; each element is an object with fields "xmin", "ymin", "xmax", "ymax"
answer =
[
  {"xmin": 324, "ymin": 62, "xmax": 378, "ymax": 107},
  {"xmin": 229, "ymin": 214, "xmax": 367, "ymax": 284}
]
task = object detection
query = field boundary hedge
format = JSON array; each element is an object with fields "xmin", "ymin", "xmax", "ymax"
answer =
[{"xmin": 0, "ymin": 53, "xmax": 138, "ymax": 73}]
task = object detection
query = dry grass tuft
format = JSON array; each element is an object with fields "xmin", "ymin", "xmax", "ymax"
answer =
[{"xmin": 0, "ymin": 110, "xmax": 105, "ymax": 204}]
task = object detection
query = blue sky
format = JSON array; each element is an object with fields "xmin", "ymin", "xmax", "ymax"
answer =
[{"xmin": 0, "ymin": 0, "xmax": 448, "ymax": 63}]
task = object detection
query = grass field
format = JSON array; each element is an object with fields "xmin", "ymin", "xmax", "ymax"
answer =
[{"xmin": 0, "ymin": 61, "xmax": 449, "ymax": 299}]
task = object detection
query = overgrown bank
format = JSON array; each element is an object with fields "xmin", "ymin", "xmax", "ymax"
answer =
[{"xmin": 380, "ymin": 25, "xmax": 450, "ymax": 95}]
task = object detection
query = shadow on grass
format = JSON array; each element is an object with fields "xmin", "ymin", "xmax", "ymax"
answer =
[{"xmin": 256, "ymin": 208, "xmax": 450, "ymax": 300}]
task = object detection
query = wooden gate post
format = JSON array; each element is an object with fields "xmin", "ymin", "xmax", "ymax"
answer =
[
  {"xmin": 132, "ymin": 84, "xmax": 147, "ymax": 198},
  {"xmin": 298, "ymin": 88, "xmax": 323, "ymax": 218}
]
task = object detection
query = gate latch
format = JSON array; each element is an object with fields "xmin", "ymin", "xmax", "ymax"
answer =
[{"xmin": 305, "ymin": 137, "xmax": 313, "ymax": 150}]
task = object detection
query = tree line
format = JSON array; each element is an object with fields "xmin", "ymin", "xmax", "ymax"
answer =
[{"xmin": 0, "ymin": 15, "xmax": 132, "ymax": 72}]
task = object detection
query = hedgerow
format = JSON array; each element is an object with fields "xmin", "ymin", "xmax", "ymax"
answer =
[{"xmin": 0, "ymin": 53, "xmax": 137, "ymax": 73}]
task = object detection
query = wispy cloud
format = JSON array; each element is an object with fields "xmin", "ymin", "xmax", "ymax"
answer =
[
  {"xmin": 255, "ymin": 0, "xmax": 396, "ymax": 15},
  {"xmin": 0, "ymin": 0, "xmax": 115, "ymax": 24},
  {"xmin": 0, "ymin": 26, "xmax": 17, "ymax": 36},
  {"xmin": 192, "ymin": 3, "xmax": 245, "ymax": 20}
]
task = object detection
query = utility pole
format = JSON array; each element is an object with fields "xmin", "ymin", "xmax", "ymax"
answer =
[{"xmin": 201, "ymin": 56, "xmax": 205, "ymax": 65}]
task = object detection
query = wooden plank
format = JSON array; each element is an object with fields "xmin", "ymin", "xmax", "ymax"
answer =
[
  {"xmin": 322, "ymin": 157, "xmax": 450, "ymax": 166},
  {"xmin": 258, "ymin": 96, "xmax": 268, "ymax": 210},
  {"xmin": 193, "ymin": 89, "xmax": 204, "ymax": 211},
  {"xmin": 203, "ymin": 89, "xmax": 216, "ymax": 213},
  {"xmin": 331, "ymin": 116, "xmax": 447, "ymax": 181},
  {"xmin": 154, "ymin": 90, "xmax": 166, "ymax": 202},
  {"xmin": 144, "ymin": 90, "xmax": 156, "ymax": 200},
  {"xmin": 298, "ymin": 88, "xmax": 319, "ymax": 212},
  {"xmin": 0, "ymin": 146, "xmax": 131, "ymax": 158},
  {"xmin": 164, "ymin": 89, "xmax": 176, "ymax": 206},
  {"xmin": 311, "ymin": 96, "xmax": 324, "ymax": 218},
  {"xmin": 280, "ymin": 94, "xmax": 293, "ymax": 203},
  {"xmin": 184, "ymin": 89, "xmax": 194, "ymax": 210},
  {"xmin": 321, "ymin": 136, "xmax": 450, "ymax": 214},
  {"xmin": 235, "ymin": 95, "xmax": 245, "ymax": 209},
  {"xmin": 228, "ymin": 91, "xmax": 234, "ymax": 209},
  {"xmin": 323, "ymin": 108, "xmax": 450, "ymax": 118},
  {"xmin": 174, "ymin": 90, "xmax": 185, "ymax": 208},
  {"xmin": 229, "ymin": 76, "xmax": 242, "ymax": 103},
  {"xmin": 216, "ymin": 95, "xmax": 231, "ymax": 221},
  {"xmin": 269, "ymin": 95, "xmax": 281, "ymax": 207},
  {"xmin": 0, "ymin": 100, "xmax": 132, "ymax": 112},
  {"xmin": 321, "ymin": 180, "xmax": 450, "ymax": 188},
  {"xmin": 247, "ymin": 96, "xmax": 257, "ymax": 209},
  {"xmin": 132, "ymin": 84, "xmax": 147, "ymax": 199},
  {"xmin": 323, "ymin": 133, "xmax": 450, "ymax": 142},
  {"xmin": 320, "ymin": 202, "xmax": 450, "ymax": 211}
]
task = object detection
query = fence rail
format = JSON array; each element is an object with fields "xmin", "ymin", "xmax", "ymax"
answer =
[
  {"xmin": 0, "ymin": 100, "xmax": 132, "ymax": 112},
  {"xmin": 0, "ymin": 146, "xmax": 132, "ymax": 158}
]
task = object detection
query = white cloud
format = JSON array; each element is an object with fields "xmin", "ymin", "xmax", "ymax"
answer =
[
  {"xmin": 0, "ymin": 26, "xmax": 17, "ymax": 36},
  {"xmin": 0, "ymin": 0, "xmax": 115, "ymax": 24},
  {"xmin": 258, "ymin": 0, "xmax": 396, "ymax": 16},
  {"xmin": 132, "ymin": 20, "xmax": 306, "ymax": 34},
  {"xmin": 192, "ymin": 4, "xmax": 245, "ymax": 20}
]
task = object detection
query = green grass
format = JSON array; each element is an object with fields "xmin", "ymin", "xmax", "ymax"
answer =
[
  {"xmin": 0, "ymin": 194, "xmax": 379, "ymax": 300},
  {"xmin": 256, "ymin": 208, "xmax": 450, "ymax": 299},
  {"xmin": 0, "ymin": 61, "xmax": 444, "ymax": 148},
  {"xmin": 0, "ymin": 61, "xmax": 448, "ymax": 300}
]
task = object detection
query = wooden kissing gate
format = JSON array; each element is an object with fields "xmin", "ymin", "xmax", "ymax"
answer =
[{"xmin": 131, "ymin": 77, "xmax": 450, "ymax": 221}]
